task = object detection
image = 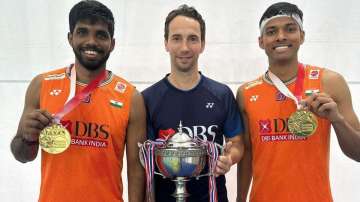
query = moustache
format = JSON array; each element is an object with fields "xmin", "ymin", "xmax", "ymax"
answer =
[{"xmin": 80, "ymin": 46, "xmax": 104, "ymax": 54}]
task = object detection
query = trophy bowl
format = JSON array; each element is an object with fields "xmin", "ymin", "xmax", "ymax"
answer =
[
  {"xmin": 155, "ymin": 146, "xmax": 207, "ymax": 178},
  {"xmin": 154, "ymin": 123, "xmax": 208, "ymax": 201}
]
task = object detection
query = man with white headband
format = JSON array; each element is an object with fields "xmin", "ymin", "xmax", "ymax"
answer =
[{"xmin": 236, "ymin": 2, "xmax": 360, "ymax": 202}]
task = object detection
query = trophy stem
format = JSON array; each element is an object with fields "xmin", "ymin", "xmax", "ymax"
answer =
[{"xmin": 172, "ymin": 177, "xmax": 190, "ymax": 202}]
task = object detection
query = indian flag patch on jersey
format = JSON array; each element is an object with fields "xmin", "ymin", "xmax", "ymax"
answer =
[
  {"xmin": 110, "ymin": 99, "xmax": 123, "ymax": 108},
  {"xmin": 305, "ymin": 89, "xmax": 320, "ymax": 96}
]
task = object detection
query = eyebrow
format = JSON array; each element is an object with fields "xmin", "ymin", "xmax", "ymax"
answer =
[
  {"xmin": 170, "ymin": 34, "xmax": 181, "ymax": 38},
  {"xmin": 96, "ymin": 29, "xmax": 109, "ymax": 34},
  {"xmin": 286, "ymin": 23, "xmax": 298, "ymax": 26},
  {"xmin": 75, "ymin": 26, "xmax": 88, "ymax": 30}
]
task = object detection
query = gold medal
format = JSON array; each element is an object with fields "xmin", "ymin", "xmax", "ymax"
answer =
[
  {"xmin": 288, "ymin": 110, "xmax": 318, "ymax": 137},
  {"xmin": 39, "ymin": 124, "xmax": 71, "ymax": 154}
]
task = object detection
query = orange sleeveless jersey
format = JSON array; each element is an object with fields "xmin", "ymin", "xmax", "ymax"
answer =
[
  {"xmin": 242, "ymin": 65, "xmax": 332, "ymax": 202},
  {"xmin": 39, "ymin": 67, "xmax": 134, "ymax": 202}
]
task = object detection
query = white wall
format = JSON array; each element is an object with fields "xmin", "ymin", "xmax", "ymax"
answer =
[{"xmin": 1, "ymin": 0, "xmax": 359, "ymax": 201}]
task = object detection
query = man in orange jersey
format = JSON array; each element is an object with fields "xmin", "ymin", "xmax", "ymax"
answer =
[
  {"xmin": 10, "ymin": 1, "xmax": 146, "ymax": 202},
  {"xmin": 236, "ymin": 2, "xmax": 360, "ymax": 202}
]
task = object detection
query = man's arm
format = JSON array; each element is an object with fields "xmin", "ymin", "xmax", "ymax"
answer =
[
  {"xmin": 305, "ymin": 69, "xmax": 360, "ymax": 161},
  {"xmin": 214, "ymin": 134, "xmax": 244, "ymax": 176},
  {"xmin": 236, "ymin": 86, "xmax": 252, "ymax": 202},
  {"xmin": 215, "ymin": 86, "xmax": 245, "ymax": 176},
  {"xmin": 126, "ymin": 89, "xmax": 147, "ymax": 202},
  {"xmin": 10, "ymin": 75, "xmax": 53, "ymax": 163}
]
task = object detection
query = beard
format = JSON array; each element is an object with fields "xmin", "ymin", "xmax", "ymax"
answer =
[{"xmin": 73, "ymin": 47, "xmax": 110, "ymax": 71}]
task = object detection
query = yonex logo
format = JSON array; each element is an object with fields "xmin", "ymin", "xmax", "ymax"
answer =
[
  {"xmin": 206, "ymin": 102, "xmax": 215, "ymax": 108},
  {"xmin": 250, "ymin": 95, "xmax": 259, "ymax": 102},
  {"xmin": 50, "ymin": 89, "xmax": 62, "ymax": 96}
]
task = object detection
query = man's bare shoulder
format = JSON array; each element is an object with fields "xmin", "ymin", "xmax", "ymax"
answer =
[
  {"xmin": 321, "ymin": 68, "xmax": 349, "ymax": 100},
  {"xmin": 322, "ymin": 68, "xmax": 345, "ymax": 83}
]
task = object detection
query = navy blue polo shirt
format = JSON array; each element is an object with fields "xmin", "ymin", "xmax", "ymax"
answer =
[{"xmin": 142, "ymin": 73, "xmax": 243, "ymax": 202}]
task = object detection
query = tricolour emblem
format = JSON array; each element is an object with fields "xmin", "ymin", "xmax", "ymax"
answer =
[{"xmin": 110, "ymin": 99, "xmax": 123, "ymax": 108}]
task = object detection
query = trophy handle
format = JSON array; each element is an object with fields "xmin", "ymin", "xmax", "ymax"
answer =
[
  {"xmin": 138, "ymin": 143, "xmax": 145, "ymax": 167},
  {"xmin": 154, "ymin": 171, "xmax": 167, "ymax": 178},
  {"xmin": 193, "ymin": 142, "xmax": 224, "ymax": 180},
  {"xmin": 195, "ymin": 173, "xmax": 214, "ymax": 180},
  {"xmin": 214, "ymin": 142, "xmax": 224, "ymax": 155}
]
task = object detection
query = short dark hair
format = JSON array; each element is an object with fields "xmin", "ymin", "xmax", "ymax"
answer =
[
  {"xmin": 164, "ymin": 4, "xmax": 205, "ymax": 42},
  {"xmin": 69, "ymin": 0, "xmax": 115, "ymax": 38},
  {"xmin": 259, "ymin": 2, "xmax": 303, "ymax": 28}
]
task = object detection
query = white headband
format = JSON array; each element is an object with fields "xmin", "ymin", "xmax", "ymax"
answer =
[{"xmin": 259, "ymin": 13, "xmax": 303, "ymax": 35}]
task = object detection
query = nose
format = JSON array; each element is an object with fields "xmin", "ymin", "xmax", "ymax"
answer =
[
  {"xmin": 276, "ymin": 30, "xmax": 287, "ymax": 42},
  {"xmin": 180, "ymin": 40, "xmax": 190, "ymax": 52},
  {"xmin": 84, "ymin": 34, "xmax": 98, "ymax": 46}
]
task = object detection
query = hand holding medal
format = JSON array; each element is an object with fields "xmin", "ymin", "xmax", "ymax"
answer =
[
  {"xmin": 268, "ymin": 63, "xmax": 318, "ymax": 137},
  {"xmin": 39, "ymin": 123, "xmax": 71, "ymax": 154},
  {"xmin": 302, "ymin": 92, "xmax": 343, "ymax": 124},
  {"xmin": 39, "ymin": 66, "xmax": 106, "ymax": 154},
  {"xmin": 288, "ymin": 107, "xmax": 318, "ymax": 137}
]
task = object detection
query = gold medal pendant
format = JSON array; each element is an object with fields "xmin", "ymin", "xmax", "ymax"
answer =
[
  {"xmin": 288, "ymin": 110, "xmax": 318, "ymax": 137},
  {"xmin": 39, "ymin": 124, "xmax": 71, "ymax": 154}
]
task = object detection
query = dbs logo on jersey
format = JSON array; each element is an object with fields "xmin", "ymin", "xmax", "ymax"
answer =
[
  {"xmin": 259, "ymin": 119, "xmax": 272, "ymax": 133},
  {"xmin": 158, "ymin": 128, "xmax": 176, "ymax": 139},
  {"xmin": 258, "ymin": 118, "xmax": 307, "ymax": 142},
  {"xmin": 61, "ymin": 119, "xmax": 110, "ymax": 148},
  {"xmin": 157, "ymin": 124, "xmax": 219, "ymax": 142},
  {"xmin": 60, "ymin": 120, "xmax": 73, "ymax": 133}
]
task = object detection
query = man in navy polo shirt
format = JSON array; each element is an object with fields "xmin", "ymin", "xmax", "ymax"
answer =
[{"xmin": 142, "ymin": 4, "xmax": 245, "ymax": 202}]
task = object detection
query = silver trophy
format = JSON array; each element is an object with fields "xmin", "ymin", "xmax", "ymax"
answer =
[
  {"xmin": 140, "ymin": 121, "xmax": 216, "ymax": 202},
  {"xmin": 155, "ymin": 122, "xmax": 207, "ymax": 201}
]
